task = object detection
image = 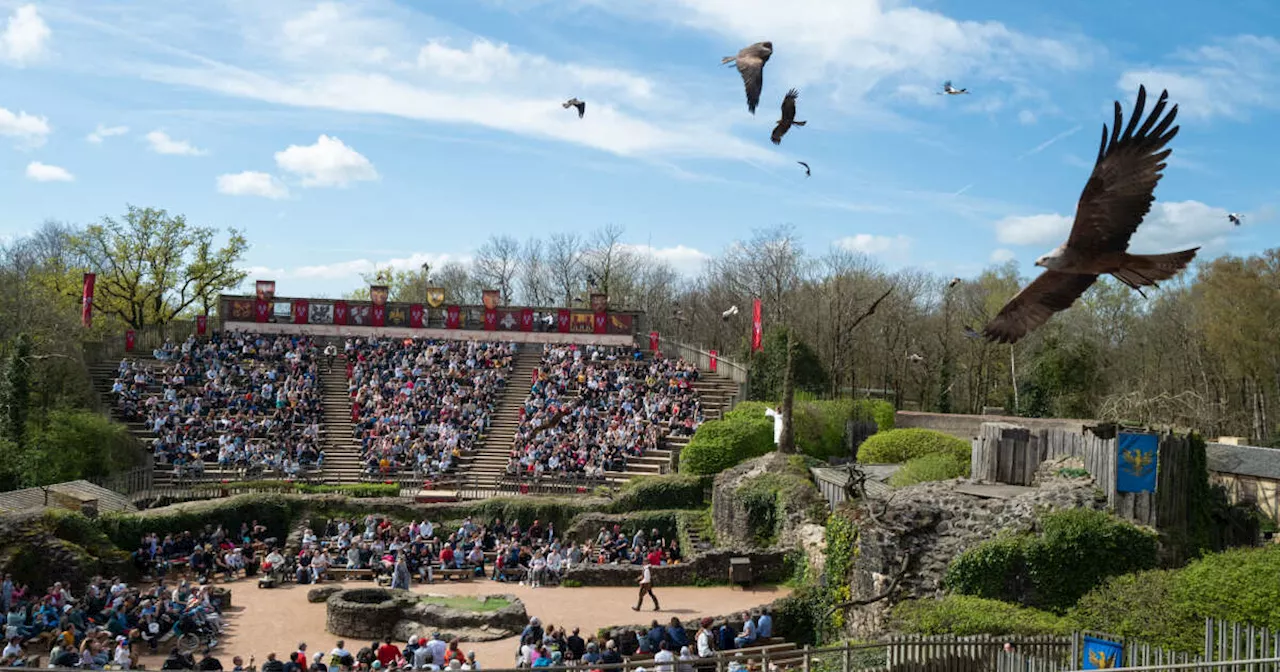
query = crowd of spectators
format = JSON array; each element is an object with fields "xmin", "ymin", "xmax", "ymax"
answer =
[
  {"xmin": 345, "ymin": 338, "xmax": 515, "ymax": 479},
  {"xmin": 109, "ymin": 332, "xmax": 325, "ymax": 481},
  {"xmin": 508, "ymin": 346, "xmax": 703, "ymax": 479}
]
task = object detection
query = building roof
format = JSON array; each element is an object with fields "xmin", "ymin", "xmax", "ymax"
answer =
[
  {"xmin": 0, "ymin": 480, "xmax": 137, "ymax": 515},
  {"xmin": 1206, "ymin": 443, "xmax": 1280, "ymax": 480}
]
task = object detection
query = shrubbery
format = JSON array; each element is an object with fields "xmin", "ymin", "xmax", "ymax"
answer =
[
  {"xmin": 1069, "ymin": 570, "xmax": 1199, "ymax": 651},
  {"xmin": 890, "ymin": 595, "xmax": 1072, "ymax": 637},
  {"xmin": 608, "ymin": 473, "xmax": 708, "ymax": 513},
  {"xmin": 890, "ymin": 452, "xmax": 971, "ymax": 487},
  {"xmin": 680, "ymin": 415, "xmax": 774, "ymax": 475},
  {"xmin": 720, "ymin": 398, "xmax": 895, "ymax": 463},
  {"xmin": 99, "ymin": 494, "xmax": 306, "ymax": 551},
  {"xmin": 945, "ymin": 509, "xmax": 1159, "ymax": 613},
  {"xmin": 858, "ymin": 428, "xmax": 970, "ymax": 464}
]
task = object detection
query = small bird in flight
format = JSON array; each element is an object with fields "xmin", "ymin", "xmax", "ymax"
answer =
[
  {"xmin": 771, "ymin": 89, "xmax": 806, "ymax": 145},
  {"xmin": 797, "ymin": 161, "xmax": 810, "ymax": 177},
  {"xmin": 907, "ymin": 353, "xmax": 925, "ymax": 364},
  {"xmin": 722, "ymin": 41, "xmax": 773, "ymax": 114},
  {"xmin": 562, "ymin": 98, "xmax": 586, "ymax": 118},
  {"xmin": 982, "ymin": 85, "xmax": 1194, "ymax": 345},
  {"xmin": 962, "ymin": 326, "xmax": 982, "ymax": 339},
  {"xmin": 941, "ymin": 80, "xmax": 969, "ymax": 95},
  {"xmin": 948, "ymin": 277, "xmax": 961, "ymax": 289},
  {"xmin": 722, "ymin": 305, "xmax": 740, "ymax": 320},
  {"xmin": 1228, "ymin": 213, "xmax": 1243, "ymax": 226}
]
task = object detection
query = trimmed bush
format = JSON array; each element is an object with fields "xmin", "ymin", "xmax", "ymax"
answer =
[
  {"xmin": 680, "ymin": 416, "xmax": 774, "ymax": 475},
  {"xmin": 725, "ymin": 399, "xmax": 895, "ymax": 461},
  {"xmin": 945, "ymin": 509, "xmax": 1159, "ymax": 613},
  {"xmin": 890, "ymin": 595, "xmax": 1071, "ymax": 637},
  {"xmin": 99, "ymin": 494, "xmax": 306, "ymax": 550},
  {"xmin": 858, "ymin": 428, "xmax": 969, "ymax": 464},
  {"xmin": 1070, "ymin": 570, "xmax": 1199, "ymax": 652},
  {"xmin": 890, "ymin": 452, "xmax": 971, "ymax": 486},
  {"xmin": 608, "ymin": 474, "xmax": 708, "ymax": 513}
]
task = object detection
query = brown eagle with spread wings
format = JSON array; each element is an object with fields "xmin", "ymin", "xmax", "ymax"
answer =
[
  {"xmin": 982, "ymin": 85, "xmax": 1197, "ymax": 344},
  {"xmin": 722, "ymin": 41, "xmax": 773, "ymax": 114},
  {"xmin": 771, "ymin": 89, "xmax": 806, "ymax": 145}
]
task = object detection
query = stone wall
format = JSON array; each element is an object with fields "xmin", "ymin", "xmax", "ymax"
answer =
[
  {"xmin": 895, "ymin": 411, "xmax": 1091, "ymax": 441},
  {"xmin": 711, "ymin": 453, "xmax": 826, "ymax": 550},
  {"xmin": 840, "ymin": 477, "xmax": 1107, "ymax": 637},
  {"xmin": 562, "ymin": 550, "xmax": 790, "ymax": 587},
  {"xmin": 325, "ymin": 588, "xmax": 527, "ymax": 642}
]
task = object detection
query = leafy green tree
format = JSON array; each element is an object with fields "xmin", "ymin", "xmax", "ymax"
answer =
[
  {"xmin": 69, "ymin": 205, "xmax": 248, "ymax": 328},
  {"xmin": 2, "ymin": 333, "xmax": 32, "ymax": 447},
  {"xmin": 748, "ymin": 327, "xmax": 829, "ymax": 402}
]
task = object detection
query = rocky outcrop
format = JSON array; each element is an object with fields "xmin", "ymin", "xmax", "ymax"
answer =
[
  {"xmin": 308, "ymin": 586, "xmax": 342, "ymax": 603},
  {"xmin": 711, "ymin": 453, "xmax": 826, "ymax": 550},
  {"xmin": 0, "ymin": 510, "xmax": 129, "ymax": 590},
  {"xmin": 325, "ymin": 588, "xmax": 526, "ymax": 642},
  {"xmin": 561, "ymin": 550, "xmax": 790, "ymax": 587},
  {"xmin": 841, "ymin": 477, "xmax": 1107, "ymax": 636}
]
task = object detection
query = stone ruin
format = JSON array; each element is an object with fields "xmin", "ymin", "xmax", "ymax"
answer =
[{"xmin": 320, "ymin": 587, "xmax": 528, "ymax": 643}]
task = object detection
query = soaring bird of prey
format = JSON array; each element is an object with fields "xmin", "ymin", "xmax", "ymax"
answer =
[
  {"xmin": 948, "ymin": 277, "xmax": 961, "ymax": 289},
  {"xmin": 982, "ymin": 85, "xmax": 1195, "ymax": 345},
  {"xmin": 797, "ymin": 161, "xmax": 810, "ymax": 177},
  {"xmin": 722, "ymin": 305, "xmax": 739, "ymax": 320},
  {"xmin": 941, "ymin": 81, "xmax": 969, "ymax": 95},
  {"xmin": 1229, "ymin": 213, "xmax": 1243, "ymax": 226},
  {"xmin": 562, "ymin": 98, "xmax": 586, "ymax": 118},
  {"xmin": 961, "ymin": 326, "xmax": 982, "ymax": 339},
  {"xmin": 906, "ymin": 353, "xmax": 925, "ymax": 364},
  {"xmin": 771, "ymin": 89, "xmax": 807, "ymax": 145},
  {"xmin": 722, "ymin": 41, "xmax": 773, "ymax": 114}
]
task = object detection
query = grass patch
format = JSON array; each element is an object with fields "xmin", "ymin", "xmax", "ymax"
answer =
[{"xmin": 419, "ymin": 595, "xmax": 512, "ymax": 612}]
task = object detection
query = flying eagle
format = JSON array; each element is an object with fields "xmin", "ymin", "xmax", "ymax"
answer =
[
  {"xmin": 771, "ymin": 89, "xmax": 807, "ymax": 145},
  {"xmin": 1228, "ymin": 213, "xmax": 1243, "ymax": 226},
  {"xmin": 722, "ymin": 305, "xmax": 739, "ymax": 320},
  {"xmin": 982, "ymin": 85, "xmax": 1196, "ymax": 345},
  {"xmin": 948, "ymin": 277, "xmax": 961, "ymax": 289},
  {"xmin": 528, "ymin": 400, "xmax": 580, "ymax": 436},
  {"xmin": 961, "ymin": 325, "xmax": 982, "ymax": 339},
  {"xmin": 906, "ymin": 353, "xmax": 925, "ymax": 364},
  {"xmin": 797, "ymin": 161, "xmax": 810, "ymax": 177},
  {"xmin": 722, "ymin": 41, "xmax": 773, "ymax": 114},
  {"xmin": 562, "ymin": 98, "xmax": 586, "ymax": 118},
  {"xmin": 941, "ymin": 81, "xmax": 969, "ymax": 95}
]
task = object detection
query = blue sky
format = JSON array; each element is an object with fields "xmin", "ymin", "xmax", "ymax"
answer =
[{"xmin": 0, "ymin": 0, "xmax": 1276, "ymax": 298}]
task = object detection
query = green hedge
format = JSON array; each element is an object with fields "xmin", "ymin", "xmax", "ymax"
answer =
[
  {"xmin": 890, "ymin": 452, "xmax": 971, "ymax": 487},
  {"xmin": 890, "ymin": 595, "xmax": 1072, "ymax": 637},
  {"xmin": 945, "ymin": 509, "xmax": 1159, "ymax": 613},
  {"xmin": 859, "ymin": 428, "xmax": 969, "ymax": 464},
  {"xmin": 191, "ymin": 481, "xmax": 400, "ymax": 498},
  {"xmin": 607, "ymin": 474, "xmax": 709, "ymax": 513},
  {"xmin": 726, "ymin": 399, "xmax": 895, "ymax": 461},
  {"xmin": 1069, "ymin": 570, "xmax": 1198, "ymax": 651},
  {"xmin": 99, "ymin": 494, "xmax": 306, "ymax": 550},
  {"xmin": 680, "ymin": 415, "xmax": 774, "ymax": 475}
]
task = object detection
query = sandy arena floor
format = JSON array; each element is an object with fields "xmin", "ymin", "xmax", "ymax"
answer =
[{"xmin": 140, "ymin": 579, "xmax": 790, "ymax": 669}]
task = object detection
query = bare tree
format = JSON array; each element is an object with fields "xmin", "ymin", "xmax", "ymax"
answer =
[
  {"xmin": 582, "ymin": 224, "xmax": 639, "ymax": 304},
  {"xmin": 714, "ymin": 224, "xmax": 803, "ymax": 325},
  {"xmin": 473, "ymin": 234, "xmax": 521, "ymax": 305},
  {"xmin": 519, "ymin": 238, "xmax": 556, "ymax": 307},
  {"xmin": 547, "ymin": 232, "xmax": 584, "ymax": 307}
]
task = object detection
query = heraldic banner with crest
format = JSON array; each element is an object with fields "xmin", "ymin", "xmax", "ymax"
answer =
[
  {"xmin": 426, "ymin": 287, "xmax": 445, "ymax": 308},
  {"xmin": 1081, "ymin": 635, "xmax": 1123, "ymax": 670},
  {"xmin": 1116, "ymin": 431, "xmax": 1158, "ymax": 493}
]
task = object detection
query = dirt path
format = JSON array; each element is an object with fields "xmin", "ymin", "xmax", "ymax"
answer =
[{"xmin": 140, "ymin": 579, "xmax": 790, "ymax": 669}]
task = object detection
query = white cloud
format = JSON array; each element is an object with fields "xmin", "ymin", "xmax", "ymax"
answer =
[
  {"xmin": 146, "ymin": 130, "xmax": 207, "ymax": 156},
  {"xmin": 86, "ymin": 124, "xmax": 128, "ymax": 144},
  {"xmin": 994, "ymin": 201, "xmax": 1238, "ymax": 254},
  {"xmin": 994, "ymin": 213, "xmax": 1073, "ymax": 246},
  {"xmin": 274, "ymin": 134, "xmax": 378, "ymax": 188},
  {"xmin": 835, "ymin": 234, "xmax": 913, "ymax": 261},
  {"xmin": 0, "ymin": 4, "xmax": 49, "ymax": 66},
  {"xmin": 217, "ymin": 171, "xmax": 290, "ymax": 199},
  {"xmin": 989, "ymin": 248, "xmax": 1017, "ymax": 263},
  {"xmin": 280, "ymin": 2, "xmax": 392, "ymax": 66},
  {"xmin": 0, "ymin": 106, "xmax": 50, "ymax": 148},
  {"xmin": 621, "ymin": 243, "xmax": 711, "ymax": 276},
  {"xmin": 291, "ymin": 252, "xmax": 469, "ymax": 280},
  {"xmin": 25, "ymin": 161, "xmax": 73, "ymax": 182},
  {"xmin": 1018, "ymin": 110, "xmax": 1036, "ymax": 125},
  {"xmin": 1118, "ymin": 35, "xmax": 1280, "ymax": 120}
]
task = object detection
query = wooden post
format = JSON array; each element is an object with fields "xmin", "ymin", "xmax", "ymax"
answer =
[{"xmin": 842, "ymin": 640, "xmax": 851, "ymax": 672}]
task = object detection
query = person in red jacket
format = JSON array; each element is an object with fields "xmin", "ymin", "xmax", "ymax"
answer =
[{"xmin": 375, "ymin": 638, "xmax": 401, "ymax": 667}]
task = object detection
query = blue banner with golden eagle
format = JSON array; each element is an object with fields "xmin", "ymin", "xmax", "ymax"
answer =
[
  {"xmin": 1082, "ymin": 635, "xmax": 1123, "ymax": 669},
  {"xmin": 1116, "ymin": 432, "xmax": 1158, "ymax": 493}
]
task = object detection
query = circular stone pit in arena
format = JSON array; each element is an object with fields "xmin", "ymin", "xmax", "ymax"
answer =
[{"xmin": 325, "ymin": 588, "xmax": 528, "ymax": 643}]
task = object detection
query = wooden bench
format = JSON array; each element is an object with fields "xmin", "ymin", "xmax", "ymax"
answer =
[
  {"xmin": 328, "ymin": 567, "xmax": 375, "ymax": 581},
  {"xmin": 433, "ymin": 568, "xmax": 475, "ymax": 582}
]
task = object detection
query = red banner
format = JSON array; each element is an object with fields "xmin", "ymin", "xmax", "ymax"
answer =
[
  {"xmin": 751, "ymin": 297, "xmax": 763, "ymax": 352},
  {"xmin": 446, "ymin": 305, "xmax": 461, "ymax": 329},
  {"xmin": 81, "ymin": 273, "xmax": 95, "ymax": 328},
  {"xmin": 710, "ymin": 349, "xmax": 719, "ymax": 373},
  {"xmin": 557, "ymin": 309, "xmax": 571, "ymax": 333},
  {"xmin": 606, "ymin": 314, "xmax": 633, "ymax": 335},
  {"xmin": 254, "ymin": 298, "xmax": 270, "ymax": 323},
  {"xmin": 334, "ymin": 301, "xmax": 348, "ymax": 325},
  {"xmin": 124, "ymin": 330, "xmax": 136, "ymax": 351},
  {"xmin": 484, "ymin": 307, "xmax": 497, "ymax": 331},
  {"xmin": 371, "ymin": 303, "xmax": 386, "ymax": 327},
  {"xmin": 520, "ymin": 308, "xmax": 533, "ymax": 332},
  {"xmin": 292, "ymin": 299, "xmax": 309, "ymax": 324},
  {"xmin": 409, "ymin": 304, "xmax": 424, "ymax": 328},
  {"xmin": 196, "ymin": 315, "xmax": 207, "ymax": 335},
  {"xmin": 593, "ymin": 311, "xmax": 607, "ymax": 334},
  {"xmin": 649, "ymin": 331, "xmax": 659, "ymax": 351}
]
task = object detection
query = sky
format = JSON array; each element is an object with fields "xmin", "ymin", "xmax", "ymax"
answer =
[{"xmin": 0, "ymin": 0, "xmax": 1277, "ymax": 298}]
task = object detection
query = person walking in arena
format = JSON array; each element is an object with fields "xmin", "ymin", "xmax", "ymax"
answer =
[{"xmin": 633, "ymin": 559, "xmax": 660, "ymax": 611}]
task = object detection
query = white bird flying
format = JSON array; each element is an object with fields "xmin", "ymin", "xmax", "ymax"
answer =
[
  {"xmin": 1229, "ymin": 213, "xmax": 1243, "ymax": 226},
  {"xmin": 722, "ymin": 305, "xmax": 740, "ymax": 319},
  {"xmin": 941, "ymin": 80, "xmax": 969, "ymax": 95},
  {"xmin": 907, "ymin": 353, "xmax": 925, "ymax": 364},
  {"xmin": 982, "ymin": 85, "xmax": 1194, "ymax": 345}
]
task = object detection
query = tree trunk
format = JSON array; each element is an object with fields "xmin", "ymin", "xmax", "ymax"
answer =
[{"xmin": 779, "ymin": 329, "xmax": 797, "ymax": 454}]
